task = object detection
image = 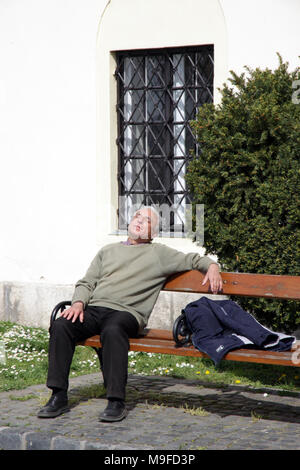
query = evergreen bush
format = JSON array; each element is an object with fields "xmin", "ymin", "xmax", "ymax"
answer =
[{"xmin": 186, "ymin": 56, "xmax": 300, "ymax": 332}]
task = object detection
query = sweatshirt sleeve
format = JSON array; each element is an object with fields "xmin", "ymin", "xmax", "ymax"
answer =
[
  {"xmin": 155, "ymin": 244, "xmax": 218, "ymax": 277},
  {"xmin": 71, "ymin": 250, "xmax": 103, "ymax": 308}
]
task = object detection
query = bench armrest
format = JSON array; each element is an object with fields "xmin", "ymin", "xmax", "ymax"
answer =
[{"xmin": 50, "ymin": 300, "xmax": 71, "ymax": 326}]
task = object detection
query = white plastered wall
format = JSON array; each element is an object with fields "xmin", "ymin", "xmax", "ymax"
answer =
[
  {"xmin": 220, "ymin": 0, "xmax": 300, "ymax": 75},
  {"xmin": 0, "ymin": 0, "xmax": 107, "ymax": 285}
]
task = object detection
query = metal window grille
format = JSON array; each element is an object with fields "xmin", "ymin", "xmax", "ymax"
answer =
[{"xmin": 115, "ymin": 45, "xmax": 214, "ymax": 233}]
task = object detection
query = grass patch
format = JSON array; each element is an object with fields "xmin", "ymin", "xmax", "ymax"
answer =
[
  {"xmin": 9, "ymin": 393, "xmax": 37, "ymax": 401},
  {"xmin": 181, "ymin": 403, "xmax": 209, "ymax": 417},
  {"xmin": 0, "ymin": 321, "xmax": 299, "ymax": 393},
  {"xmin": 0, "ymin": 321, "xmax": 99, "ymax": 392},
  {"xmin": 68, "ymin": 383, "xmax": 107, "ymax": 407}
]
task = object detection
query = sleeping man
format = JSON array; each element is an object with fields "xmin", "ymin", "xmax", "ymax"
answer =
[{"xmin": 38, "ymin": 206, "xmax": 222, "ymax": 422}]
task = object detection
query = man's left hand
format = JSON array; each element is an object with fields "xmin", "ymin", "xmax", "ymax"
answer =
[{"xmin": 202, "ymin": 264, "xmax": 223, "ymax": 294}]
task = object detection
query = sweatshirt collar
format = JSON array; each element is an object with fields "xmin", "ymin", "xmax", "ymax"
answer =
[{"xmin": 121, "ymin": 239, "xmax": 152, "ymax": 246}]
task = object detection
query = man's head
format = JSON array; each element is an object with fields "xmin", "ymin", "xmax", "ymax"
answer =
[{"xmin": 127, "ymin": 206, "xmax": 160, "ymax": 244}]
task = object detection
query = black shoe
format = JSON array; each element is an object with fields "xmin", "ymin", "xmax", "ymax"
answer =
[
  {"xmin": 99, "ymin": 399, "xmax": 127, "ymax": 422},
  {"xmin": 37, "ymin": 393, "xmax": 69, "ymax": 418}
]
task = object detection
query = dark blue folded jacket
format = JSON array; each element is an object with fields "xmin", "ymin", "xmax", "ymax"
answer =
[{"xmin": 183, "ymin": 297, "xmax": 295, "ymax": 365}]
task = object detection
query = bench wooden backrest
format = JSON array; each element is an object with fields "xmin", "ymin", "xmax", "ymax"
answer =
[
  {"xmin": 162, "ymin": 270, "xmax": 300, "ymax": 300},
  {"xmin": 74, "ymin": 270, "xmax": 300, "ymax": 367}
]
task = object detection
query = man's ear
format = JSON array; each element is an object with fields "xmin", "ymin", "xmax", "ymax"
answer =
[{"xmin": 151, "ymin": 227, "xmax": 159, "ymax": 239}]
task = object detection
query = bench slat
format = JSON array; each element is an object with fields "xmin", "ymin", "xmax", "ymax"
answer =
[
  {"xmin": 163, "ymin": 271, "xmax": 300, "ymax": 300},
  {"xmin": 77, "ymin": 332, "xmax": 298, "ymax": 367},
  {"xmin": 131, "ymin": 343, "xmax": 296, "ymax": 367}
]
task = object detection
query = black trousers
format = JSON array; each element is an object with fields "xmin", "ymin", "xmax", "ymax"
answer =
[{"xmin": 47, "ymin": 306, "xmax": 139, "ymax": 400}]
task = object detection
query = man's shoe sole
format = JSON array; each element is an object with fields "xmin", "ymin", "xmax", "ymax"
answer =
[{"xmin": 37, "ymin": 405, "xmax": 70, "ymax": 419}]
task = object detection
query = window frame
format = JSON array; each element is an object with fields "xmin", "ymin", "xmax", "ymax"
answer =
[{"xmin": 115, "ymin": 45, "xmax": 214, "ymax": 235}]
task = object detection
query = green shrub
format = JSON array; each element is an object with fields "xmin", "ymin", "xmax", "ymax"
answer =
[{"xmin": 186, "ymin": 55, "xmax": 300, "ymax": 332}]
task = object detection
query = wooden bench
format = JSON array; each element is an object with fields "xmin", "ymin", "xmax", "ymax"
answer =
[{"xmin": 50, "ymin": 271, "xmax": 300, "ymax": 368}]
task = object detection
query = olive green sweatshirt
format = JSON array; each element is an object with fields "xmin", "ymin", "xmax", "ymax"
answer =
[{"xmin": 71, "ymin": 242, "xmax": 217, "ymax": 330}]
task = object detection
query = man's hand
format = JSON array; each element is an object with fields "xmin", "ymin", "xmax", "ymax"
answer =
[
  {"xmin": 202, "ymin": 263, "xmax": 223, "ymax": 294},
  {"xmin": 61, "ymin": 301, "xmax": 84, "ymax": 323}
]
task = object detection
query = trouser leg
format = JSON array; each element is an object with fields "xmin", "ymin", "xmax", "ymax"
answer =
[
  {"xmin": 100, "ymin": 311, "xmax": 139, "ymax": 401},
  {"xmin": 46, "ymin": 306, "xmax": 139, "ymax": 399},
  {"xmin": 46, "ymin": 308, "xmax": 101, "ymax": 391}
]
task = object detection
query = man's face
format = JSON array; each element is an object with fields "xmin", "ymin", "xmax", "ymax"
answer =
[{"xmin": 127, "ymin": 208, "xmax": 158, "ymax": 243}]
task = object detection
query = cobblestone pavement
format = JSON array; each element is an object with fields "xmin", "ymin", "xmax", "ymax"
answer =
[{"xmin": 0, "ymin": 372, "xmax": 299, "ymax": 451}]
